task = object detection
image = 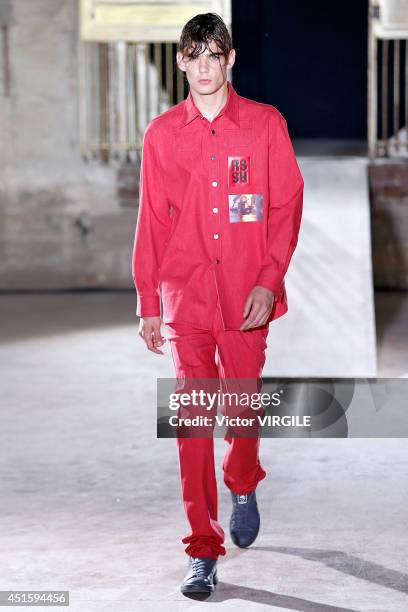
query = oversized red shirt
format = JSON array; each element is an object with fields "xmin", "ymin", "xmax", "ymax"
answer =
[{"xmin": 132, "ymin": 81, "xmax": 304, "ymax": 330}]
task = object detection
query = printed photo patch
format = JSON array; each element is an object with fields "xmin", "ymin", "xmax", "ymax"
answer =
[
  {"xmin": 228, "ymin": 156, "xmax": 250, "ymax": 187},
  {"xmin": 228, "ymin": 194, "xmax": 263, "ymax": 223}
]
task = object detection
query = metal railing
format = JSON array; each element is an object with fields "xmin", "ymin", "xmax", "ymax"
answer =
[
  {"xmin": 78, "ymin": 41, "xmax": 188, "ymax": 163},
  {"xmin": 368, "ymin": 0, "xmax": 408, "ymax": 159}
]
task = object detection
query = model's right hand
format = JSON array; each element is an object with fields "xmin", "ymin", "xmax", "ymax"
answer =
[{"xmin": 139, "ymin": 316, "xmax": 167, "ymax": 355}]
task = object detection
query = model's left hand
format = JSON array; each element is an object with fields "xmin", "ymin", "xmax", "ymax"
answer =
[{"xmin": 240, "ymin": 286, "xmax": 274, "ymax": 331}]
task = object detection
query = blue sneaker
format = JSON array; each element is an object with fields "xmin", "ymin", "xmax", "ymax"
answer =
[
  {"xmin": 180, "ymin": 556, "xmax": 218, "ymax": 594},
  {"xmin": 230, "ymin": 490, "xmax": 260, "ymax": 548}
]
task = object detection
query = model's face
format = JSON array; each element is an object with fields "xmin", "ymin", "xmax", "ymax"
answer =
[{"xmin": 176, "ymin": 39, "xmax": 235, "ymax": 95}]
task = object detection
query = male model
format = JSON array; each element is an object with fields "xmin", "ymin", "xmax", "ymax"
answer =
[{"xmin": 132, "ymin": 12, "xmax": 304, "ymax": 596}]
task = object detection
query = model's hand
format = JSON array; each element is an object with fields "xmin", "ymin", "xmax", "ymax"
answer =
[
  {"xmin": 240, "ymin": 286, "xmax": 274, "ymax": 331},
  {"xmin": 139, "ymin": 316, "xmax": 167, "ymax": 355}
]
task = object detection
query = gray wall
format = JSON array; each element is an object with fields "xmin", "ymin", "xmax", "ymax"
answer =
[{"xmin": 0, "ymin": 0, "xmax": 136, "ymax": 289}]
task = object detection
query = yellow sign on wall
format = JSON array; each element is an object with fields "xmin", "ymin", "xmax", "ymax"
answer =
[{"xmin": 80, "ymin": 0, "xmax": 231, "ymax": 42}]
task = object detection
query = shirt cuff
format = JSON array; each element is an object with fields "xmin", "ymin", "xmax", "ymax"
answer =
[
  {"xmin": 136, "ymin": 294, "xmax": 161, "ymax": 318},
  {"xmin": 254, "ymin": 269, "xmax": 284, "ymax": 301}
]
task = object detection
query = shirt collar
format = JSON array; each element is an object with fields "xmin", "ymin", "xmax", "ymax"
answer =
[{"xmin": 179, "ymin": 80, "xmax": 240, "ymax": 128}]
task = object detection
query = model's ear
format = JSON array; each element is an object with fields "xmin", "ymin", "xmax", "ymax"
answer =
[
  {"xmin": 227, "ymin": 49, "xmax": 236, "ymax": 70},
  {"xmin": 176, "ymin": 51, "xmax": 187, "ymax": 72}
]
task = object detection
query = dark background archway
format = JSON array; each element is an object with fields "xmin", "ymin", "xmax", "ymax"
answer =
[{"xmin": 231, "ymin": 0, "xmax": 368, "ymax": 139}]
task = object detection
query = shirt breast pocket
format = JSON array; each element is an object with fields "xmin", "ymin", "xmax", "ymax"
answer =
[
  {"xmin": 222, "ymin": 120, "xmax": 254, "ymax": 147},
  {"xmin": 173, "ymin": 132, "xmax": 203, "ymax": 167},
  {"xmin": 222, "ymin": 131, "xmax": 254, "ymax": 151}
]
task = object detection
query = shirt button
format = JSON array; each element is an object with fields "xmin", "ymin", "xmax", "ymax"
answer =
[
  {"xmin": 213, "ymin": 233, "xmax": 219, "ymax": 239},
  {"xmin": 216, "ymin": 258, "xmax": 220, "ymax": 263},
  {"xmin": 212, "ymin": 207, "xmax": 218, "ymax": 213},
  {"xmin": 211, "ymin": 129, "xmax": 215, "ymax": 134},
  {"xmin": 211, "ymin": 181, "xmax": 218, "ymax": 187},
  {"xmin": 211, "ymin": 155, "xmax": 216, "ymax": 160}
]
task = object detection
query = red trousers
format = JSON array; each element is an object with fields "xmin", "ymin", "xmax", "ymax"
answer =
[{"xmin": 165, "ymin": 295, "xmax": 269, "ymax": 561}]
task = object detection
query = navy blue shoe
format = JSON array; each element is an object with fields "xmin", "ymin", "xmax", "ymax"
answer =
[
  {"xmin": 230, "ymin": 490, "xmax": 260, "ymax": 548},
  {"xmin": 180, "ymin": 556, "xmax": 218, "ymax": 594}
]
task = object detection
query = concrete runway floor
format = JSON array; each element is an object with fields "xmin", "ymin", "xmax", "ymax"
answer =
[{"xmin": 0, "ymin": 291, "xmax": 407, "ymax": 611}]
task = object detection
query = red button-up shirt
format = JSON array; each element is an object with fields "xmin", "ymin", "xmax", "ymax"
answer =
[{"xmin": 132, "ymin": 81, "xmax": 304, "ymax": 330}]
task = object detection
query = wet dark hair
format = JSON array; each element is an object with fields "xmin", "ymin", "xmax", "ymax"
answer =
[{"xmin": 178, "ymin": 12, "xmax": 232, "ymax": 61}]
